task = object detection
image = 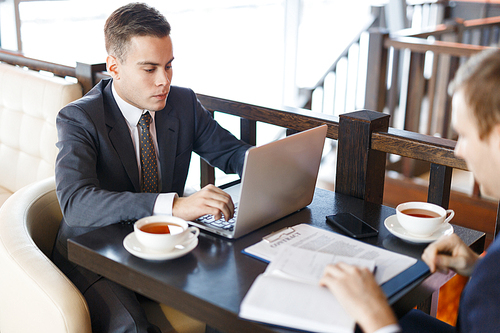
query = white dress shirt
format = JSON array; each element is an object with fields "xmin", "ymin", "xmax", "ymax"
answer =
[
  {"xmin": 373, "ymin": 324, "xmax": 402, "ymax": 333},
  {"xmin": 112, "ymin": 83, "xmax": 177, "ymax": 216}
]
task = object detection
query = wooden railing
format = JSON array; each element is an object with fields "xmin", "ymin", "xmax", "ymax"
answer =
[
  {"xmin": 198, "ymin": 93, "xmax": 496, "ymax": 245},
  {"xmin": 398, "ymin": 15, "xmax": 500, "ymax": 43},
  {"xmin": 369, "ymin": 18, "xmax": 499, "ymax": 202},
  {"xmin": 300, "ymin": 16, "xmax": 499, "ymax": 202},
  {"xmin": 300, "ymin": 1, "xmax": 452, "ymax": 116},
  {"xmin": 381, "ymin": 36, "xmax": 495, "ymax": 138},
  {"xmin": 374, "ymin": 17, "xmax": 500, "ymax": 139},
  {"xmin": 198, "ymin": 96, "xmax": 466, "ymax": 202},
  {"xmin": 304, "ymin": 15, "xmax": 500, "ymax": 134}
]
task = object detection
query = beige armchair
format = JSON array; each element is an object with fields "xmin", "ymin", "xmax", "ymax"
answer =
[
  {"xmin": 0, "ymin": 177, "xmax": 206, "ymax": 333},
  {"xmin": 0, "ymin": 177, "xmax": 91, "ymax": 333}
]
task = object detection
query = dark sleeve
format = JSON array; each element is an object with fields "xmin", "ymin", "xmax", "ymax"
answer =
[{"xmin": 457, "ymin": 239, "xmax": 500, "ymax": 333}]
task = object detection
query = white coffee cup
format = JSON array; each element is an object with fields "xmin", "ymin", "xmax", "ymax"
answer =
[
  {"xmin": 134, "ymin": 215, "xmax": 199, "ymax": 252},
  {"xmin": 396, "ymin": 202, "xmax": 454, "ymax": 237}
]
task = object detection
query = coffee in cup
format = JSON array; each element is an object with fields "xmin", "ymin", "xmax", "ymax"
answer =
[
  {"xmin": 396, "ymin": 202, "xmax": 454, "ymax": 237},
  {"xmin": 134, "ymin": 215, "xmax": 199, "ymax": 252}
]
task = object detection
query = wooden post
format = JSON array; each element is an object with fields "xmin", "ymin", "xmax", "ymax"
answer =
[
  {"xmin": 240, "ymin": 118, "xmax": 257, "ymax": 146},
  {"xmin": 200, "ymin": 110, "xmax": 217, "ymax": 187},
  {"xmin": 401, "ymin": 51, "xmax": 425, "ymax": 177},
  {"xmin": 440, "ymin": 55, "xmax": 459, "ymax": 139},
  {"xmin": 386, "ymin": 48, "xmax": 401, "ymax": 128},
  {"xmin": 75, "ymin": 62, "xmax": 107, "ymax": 94},
  {"xmin": 428, "ymin": 163, "xmax": 453, "ymax": 208},
  {"xmin": 200, "ymin": 161, "xmax": 216, "ymax": 187},
  {"xmin": 403, "ymin": 51, "xmax": 425, "ymax": 133},
  {"xmin": 335, "ymin": 110, "xmax": 390, "ymax": 204},
  {"xmin": 364, "ymin": 29, "xmax": 389, "ymax": 113}
]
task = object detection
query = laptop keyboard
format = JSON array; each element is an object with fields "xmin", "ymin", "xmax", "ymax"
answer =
[{"xmin": 195, "ymin": 205, "xmax": 238, "ymax": 231}]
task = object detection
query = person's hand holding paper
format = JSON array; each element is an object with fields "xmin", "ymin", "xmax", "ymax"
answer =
[{"xmin": 320, "ymin": 263, "xmax": 398, "ymax": 333}]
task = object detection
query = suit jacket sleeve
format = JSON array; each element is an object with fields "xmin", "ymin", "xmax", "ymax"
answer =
[
  {"xmin": 55, "ymin": 90, "xmax": 158, "ymax": 228},
  {"xmin": 456, "ymin": 236, "xmax": 500, "ymax": 332}
]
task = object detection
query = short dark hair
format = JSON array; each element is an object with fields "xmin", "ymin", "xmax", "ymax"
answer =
[
  {"xmin": 104, "ymin": 2, "xmax": 171, "ymax": 62},
  {"xmin": 449, "ymin": 47, "xmax": 500, "ymax": 139}
]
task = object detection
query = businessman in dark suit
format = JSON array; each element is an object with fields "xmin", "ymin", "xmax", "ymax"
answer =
[
  {"xmin": 52, "ymin": 3, "xmax": 250, "ymax": 332},
  {"xmin": 320, "ymin": 48, "xmax": 500, "ymax": 333}
]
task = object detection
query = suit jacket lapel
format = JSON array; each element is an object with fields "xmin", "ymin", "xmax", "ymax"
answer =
[
  {"xmin": 102, "ymin": 83, "xmax": 141, "ymax": 192},
  {"xmin": 156, "ymin": 102, "xmax": 179, "ymax": 193}
]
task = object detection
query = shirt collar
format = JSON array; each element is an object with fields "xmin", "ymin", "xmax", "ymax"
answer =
[{"xmin": 112, "ymin": 82, "xmax": 155, "ymax": 126}]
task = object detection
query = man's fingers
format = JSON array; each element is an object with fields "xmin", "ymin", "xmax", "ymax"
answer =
[
  {"xmin": 421, "ymin": 233, "xmax": 477, "ymax": 275},
  {"xmin": 199, "ymin": 185, "xmax": 234, "ymax": 220},
  {"xmin": 320, "ymin": 264, "xmax": 346, "ymax": 292},
  {"xmin": 322, "ymin": 262, "xmax": 349, "ymax": 278},
  {"xmin": 422, "ymin": 234, "xmax": 459, "ymax": 271},
  {"xmin": 320, "ymin": 263, "xmax": 367, "ymax": 289},
  {"xmin": 172, "ymin": 184, "xmax": 235, "ymax": 221}
]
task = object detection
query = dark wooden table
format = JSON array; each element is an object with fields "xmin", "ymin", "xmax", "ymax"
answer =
[{"xmin": 68, "ymin": 188, "xmax": 485, "ymax": 333}]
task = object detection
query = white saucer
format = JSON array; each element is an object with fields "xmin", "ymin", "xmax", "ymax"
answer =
[
  {"xmin": 384, "ymin": 215, "xmax": 454, "ymax": 243},
  {"xmin": 123, "ymin": 232, "xmax": 198, "ymax": 260}
]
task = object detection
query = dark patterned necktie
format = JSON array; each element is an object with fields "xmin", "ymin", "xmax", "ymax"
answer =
[{"xmin": 138, "ymin": 112, "xmax": 159, "ymax": 193}]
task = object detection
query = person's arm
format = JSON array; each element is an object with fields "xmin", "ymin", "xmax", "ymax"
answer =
[
  {"xmin": 421, "ymin": 233, "xmax": 480, "ymax": 276},
  {"xmin": 170, "ymin": 90, "xmax": 249, "ymax": 221},
  {"xmin": 319, "ymin": 263, "xmax": 399, "ymax": 333},
  {"xmin": 55, "ymin": 102, "xmax": 158, "ymax": 228}
]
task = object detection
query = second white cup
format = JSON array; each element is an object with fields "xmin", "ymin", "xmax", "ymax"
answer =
[{"xmin": 396, "ymin": 202, "xmax": 454, "ymax": 237}]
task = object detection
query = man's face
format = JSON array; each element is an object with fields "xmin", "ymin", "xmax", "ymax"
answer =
[
  {"xmin": 107, "ymin": 35, "xmax": 174, "ymax": 112},
  {"xmin": 452, "ymin": 90, "xmax": 500, "ymax": 198}
]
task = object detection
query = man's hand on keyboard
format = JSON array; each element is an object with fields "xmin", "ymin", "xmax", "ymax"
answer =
[{"xmin": 172, "ymin": 184, "xmax": 235, "ymax": 221}]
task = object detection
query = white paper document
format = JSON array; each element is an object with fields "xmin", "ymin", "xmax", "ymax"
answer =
[
  {"xmin": 240, "ymin": 246, "xmax": 374, "ymax": 332},
  {"xmin": 266, "ymin": 246, "xmax": 376, "ymax": 285},
  {"xmin": 244, "ymin": 223, "xmax": 417, "ymax": 284},
  {"xmin": 240, "ymin": 274, "xmax": 354, "ymax": 333}
]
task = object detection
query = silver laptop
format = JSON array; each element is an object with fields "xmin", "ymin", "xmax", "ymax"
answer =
[{"xmin": 190, "ymin": 124, "xmax": 327, "ymax": 239}]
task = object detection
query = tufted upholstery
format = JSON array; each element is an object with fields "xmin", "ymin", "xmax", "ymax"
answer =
[
  {"xmin": 0, "ymin": 176, "xmax": 205, "ymax": 332},
  {"xmin": 0, "ymin": 177, "xmax": 92, "ymax": 333},
  {"xmin": 0, "ymin": 63, "xmax": 82, "ymax": 207}
]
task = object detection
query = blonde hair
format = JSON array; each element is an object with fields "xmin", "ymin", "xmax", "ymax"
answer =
[{"xmin": 449, "ymin": 47, "xmax": 500, "ymax": 139}]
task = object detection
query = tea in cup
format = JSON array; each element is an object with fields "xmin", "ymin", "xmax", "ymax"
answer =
[
  {"xmin": 396, "ymin": 202, "xmax": 454, "ymax": 237},
  {"xmin": 134, "ymin": 215, "xmax": 199, "ymax": 252}
]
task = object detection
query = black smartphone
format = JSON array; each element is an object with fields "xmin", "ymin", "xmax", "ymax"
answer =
[{"xmin": 326, "ymin": 213, "xmax": 378, "ymax": 239}]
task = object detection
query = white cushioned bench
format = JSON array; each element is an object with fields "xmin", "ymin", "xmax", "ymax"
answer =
[{"xmin": 0, "ymin": 62, "xmax": 83, "ymax": 206}]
